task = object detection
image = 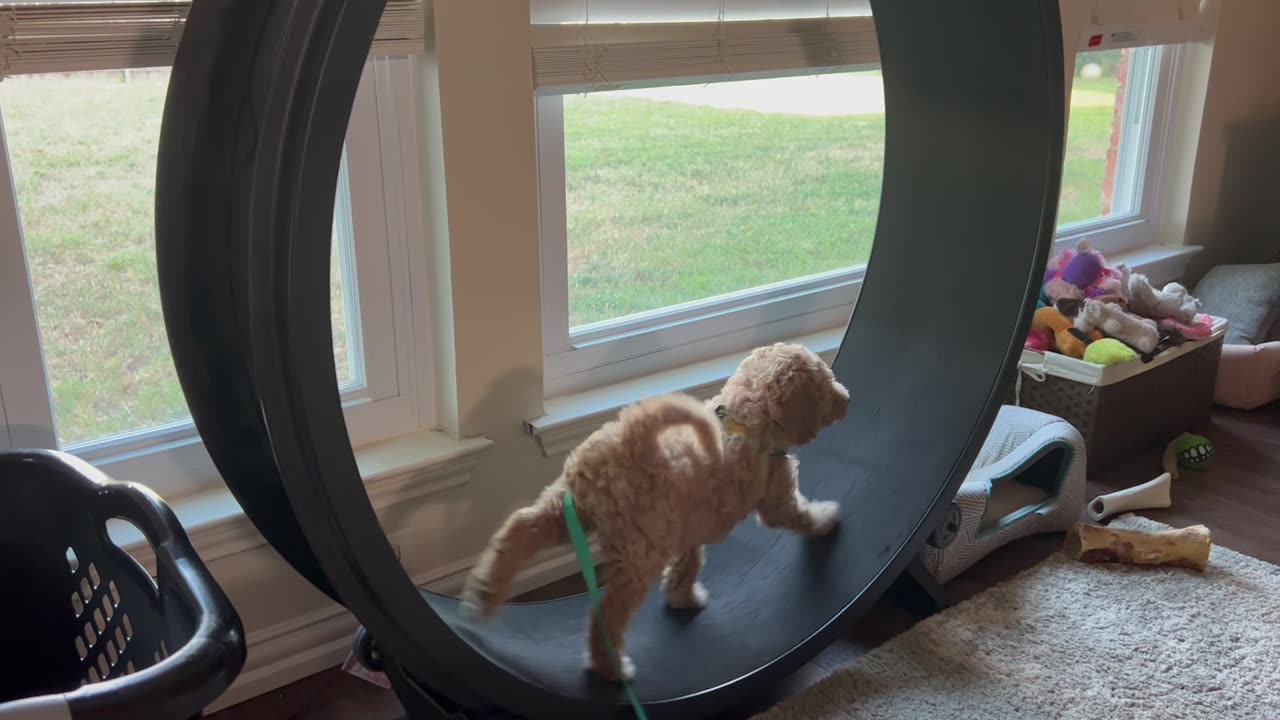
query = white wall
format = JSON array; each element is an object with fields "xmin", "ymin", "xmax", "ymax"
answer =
[{"xmin": 1182, "ymin": 0, "xmax": 1280, "ymax": 282}]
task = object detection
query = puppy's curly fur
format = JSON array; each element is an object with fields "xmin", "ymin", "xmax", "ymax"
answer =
[{"xmin": 462, "ymin": 343, "xmax": 849, "ymax": 681}]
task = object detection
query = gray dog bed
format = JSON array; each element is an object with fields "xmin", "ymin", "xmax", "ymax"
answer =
[{"xmin": 919, "ymin": 405, "xmax": 1087, "ymax": 583}]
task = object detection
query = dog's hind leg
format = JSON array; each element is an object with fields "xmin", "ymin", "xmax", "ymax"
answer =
[
  {"xmin": 587, "ymin": 546, "xmax": 664, "ymax": 682},
  {"xmin": 661, "ymin": 545, "xmax": 708, "ymax": 609},
  {"xmin": 757, "ymin": 455, "xmax": 840, "ymax": 536},
  {"xmin": 463, "ymin": 486, "xmax": 568, "ymax": 618}
]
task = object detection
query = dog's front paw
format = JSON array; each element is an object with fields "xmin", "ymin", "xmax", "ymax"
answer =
[
  {"xmin": 664, "ymin": 581, "xmax": 709, "ymax": 610},
  {"xmin": 460, "ymin": 576, "xmax": 497, "ymax": 622},
  {"xmin": 586, "ymin": 650, "xmax": 636, "ymax": 682},
  {"xmin": 807, "ymin": 500, "xmax": 841, "ymax": 536}
]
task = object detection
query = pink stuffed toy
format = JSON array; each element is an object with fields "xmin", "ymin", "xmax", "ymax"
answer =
[
  {"xmin": 1025, "ymin": 327, "xmax": 1054, "ymax": 352},
  {"xmin": 1044, "ymin": 239, "xmax": 1127, "ymax": 303},
  {"xmin": 1160, "ymin": 314, "xmax": 1213, "ymax": 340}
]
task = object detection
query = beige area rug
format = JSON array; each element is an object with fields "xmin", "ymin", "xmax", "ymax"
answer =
[{"xmin": 755, "ymin": 515, "xmax": 1280, "ymax": 720}]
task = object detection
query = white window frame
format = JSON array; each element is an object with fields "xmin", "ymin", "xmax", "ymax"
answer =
[
  {"xmin": 0, "ymin": 57, "xmax": 435, "ymax": 497},
  {"xmin": 1054, "ymin": 43, "xmax": 1180, "ymax": 256},
  {"xmin": 535, "ymin": 32, "xmax": 1182, "ymax": 397},
  {"xmin": 535, "ymin": 72, "xmax": 867, "ymax": 397}
]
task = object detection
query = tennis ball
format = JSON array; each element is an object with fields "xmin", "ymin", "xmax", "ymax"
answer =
[
  {"xmin": 1175, "ymin": 433, "xmax": 1214, "ymax": 469},
  {"xmin": 1083, "ymin": 338, "xmax": 1137, "ymax": 367}
]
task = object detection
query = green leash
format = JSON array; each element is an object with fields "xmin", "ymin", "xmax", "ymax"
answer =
[{"xmin": 563, "ymin": 490, "xmax": 649, "ymax": 720}]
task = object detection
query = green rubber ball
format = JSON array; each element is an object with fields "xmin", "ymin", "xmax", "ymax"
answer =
[{"xmin": 1176, "ymin": 433, "xmax": 1214, "ymax": 469}]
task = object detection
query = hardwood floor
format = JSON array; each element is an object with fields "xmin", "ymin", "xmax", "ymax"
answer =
[{"xmin": 209, "ymin": 404, "xmax": 1280, "ymax": 719}]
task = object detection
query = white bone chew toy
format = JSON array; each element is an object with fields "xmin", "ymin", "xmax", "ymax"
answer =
[
  {"xmin": 1087, "ymin": 472, "xmax": 1172, "ymax": 522},
  {"xmin": 1086, "ymin": 434, "xmax": 1193, "ymax": 522}
]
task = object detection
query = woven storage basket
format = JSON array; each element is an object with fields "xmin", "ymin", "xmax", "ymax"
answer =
[{"xmin": 1007, "ymin": 318, "xmax": 1226, "ymax": 473}]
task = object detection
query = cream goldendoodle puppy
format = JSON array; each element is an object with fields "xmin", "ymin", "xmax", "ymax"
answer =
[{"xmin": 462, "ymin": 343, "xmax": 849, "ymax": 681}]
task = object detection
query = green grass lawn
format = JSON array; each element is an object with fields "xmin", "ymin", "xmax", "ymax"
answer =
[
  {"xmin": 564, "ymin": 92, "xmax": 884, "ymax": 326},
  {"xmin": 0, "ymin": 71, "xmax": 349, "ymax": 445},
  {"xmin": 564, "ymin": 75, "xmax": 1119, "ymax": 325},
  {"xmin": 1059, "ymin": 77, "xmax": 1123, "ymax": 226},
  {"xmin": 2, "ymin": 71, "xmax": 1118, "ymax": 443}
]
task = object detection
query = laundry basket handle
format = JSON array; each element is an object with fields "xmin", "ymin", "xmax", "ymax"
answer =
[{"xmin": 0, "ymin": 451, "xmax": 246, "ymax": 720}]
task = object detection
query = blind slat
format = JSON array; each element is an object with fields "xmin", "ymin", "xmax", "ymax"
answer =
[
  {"xmin": 531, "ymin": 0, "xmax": 872, "ymax": 25},
  {"xmin": 532, "ymin": 1, "xmax": 1215, "ymax": 95},
  {"xmin": 532, "ymin": 16, "xmax": 880, "ymax": 93},
  {"xmin": 0, "ymin": 0, "xmax": 425, "ymax": 78}
]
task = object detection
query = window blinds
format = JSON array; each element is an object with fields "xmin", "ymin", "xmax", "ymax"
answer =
[
  {"xmin": 531, "ymin": 0, "xmax": 1215, "ymax": 95},
  {"xmin": 532, "ymin": 15, "xmax": 879, "ymax": 94},
  {"xmin": 0, "ymin": 0, "xmax": 424, "ymax": 78},
  {"xmin": 532, "ymin": 0, "xmax": 871, "ymax": 25}
]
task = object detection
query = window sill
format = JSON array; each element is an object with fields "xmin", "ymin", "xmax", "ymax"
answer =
[
  {"xmin": 111, "ymin": 429, "xmax": 493, "ymax": 573},
  {"xmin": 526, "ymin": 243, "xmax": 1202, "ymax": 458},
  {"xmin": 526, "ymin": 327, "xmax": 843, "ymax": 457},
  {"xmin": 1108, "ymin": 242, "xmax": 1202, "ymax": 285}
]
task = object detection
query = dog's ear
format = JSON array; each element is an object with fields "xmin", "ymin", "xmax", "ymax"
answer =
[
  {"xmin": 764, "ymin": 352, "xmax": 827, "ymax": 446},
  {"xmin": 764, "ymin": 347, "xmax": 850, "ymax": 445},
  {"xmin": 826, "ymin": 378, "xmax": 850, "ymax": 425}
]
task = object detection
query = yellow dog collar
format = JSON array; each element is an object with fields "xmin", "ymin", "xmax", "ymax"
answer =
[
  {"xmin": 716, "ymin": 404, "xmax": 790, "ymax": 459},
  {"xmin": 715, "ymin": 404, "xmax": 750, "ymax": 436}
]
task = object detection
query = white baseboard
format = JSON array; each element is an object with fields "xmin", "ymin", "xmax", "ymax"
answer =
[{"xmin": 206, "ymin": 544, "xmax": 589, "ymax": 714}]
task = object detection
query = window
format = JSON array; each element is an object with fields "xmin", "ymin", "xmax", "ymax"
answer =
[
  {"xmin": 561, "ymin": 73, "xmax": 883, "ymax": 327},
  {"xmin": 534, "ymin": 14, "xmax": 882, "ymax": 396},
  {"xmin": 1058, "ymin": 45, "xmax": 1173, "ymax": 241},
  {"xmin": 0, "ymin": 58, "xmax": 434, "ymax": 496},
  {"xmin": 539, "ymin": 72, "xmax": 877, "ymax": 395},
  {"xmin": 0, "ymin": 68, "xmax": 357, "ymax": 446},
  {"xmin": 536, "ymin": 19, "xmax": 1182, "ymax": 396}
]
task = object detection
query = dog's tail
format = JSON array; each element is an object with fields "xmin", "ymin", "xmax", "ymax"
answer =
[
  {"xmin": 462, "ymin": 484, "xmax": 569, "ymax": 620},
  {"xmin": 617, "ymin": 393, "xmax": 723, "ymax": 462}
]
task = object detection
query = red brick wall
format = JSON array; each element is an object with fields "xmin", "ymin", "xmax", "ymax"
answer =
[{"xmin": 1100, "ymin": 49, "xmax": 1131, "ymax": 216}]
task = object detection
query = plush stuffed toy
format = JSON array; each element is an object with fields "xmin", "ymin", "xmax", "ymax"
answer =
[
  {"xmin": 1075, "ymin": 298, "xmax": 1160, "ymax": 353},
  {"xmin": 1043, "ymin": 239, "xmax": 1128, "ymax": 303},
  {"xmin": 1025, "ymin": 327, "xmax": 1054, "ymax": 352},
  {"xmin": 1160, "ymin": 314, "xmax": 1213, "ymax": 340},
  {"xmin": 1127, "ymin": 273, "xmax": 1202, "ymax": 323},
  {"xmin": 1083, "ymin": 338, "xmax": 1138, "ymax": 367},
  {"xmin": 1032, "ymin": 306, "xmax": 1100, "ymax": 359}
]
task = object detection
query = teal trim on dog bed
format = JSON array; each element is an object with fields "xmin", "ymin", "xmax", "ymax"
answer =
[{"xmin": 976, "ymin": 440, "xmax": 1076, "ymax": 538}]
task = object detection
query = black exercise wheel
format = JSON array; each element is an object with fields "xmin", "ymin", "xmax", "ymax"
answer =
[{"xmin": 155, "ymin": 0, "xmax": 1065, "ymax": 717}]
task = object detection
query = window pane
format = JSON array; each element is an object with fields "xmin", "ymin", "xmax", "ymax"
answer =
[
  {"xmin": 1, "ymin": 69, "xmax": 359, "ymax": 447},
  {"xmin": 563, "ymin": 72, "xmax": 884, "ymax": 328},
  {"xmin": 1059, "ymin": 47, "xmax": 1151, "ymax": 227},
  {"xmin": 332, "ymin": 235, "xmax": 351, "ymax": 383}
]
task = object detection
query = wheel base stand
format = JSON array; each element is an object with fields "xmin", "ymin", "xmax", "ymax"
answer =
[
  {"xmin": 383, "ymin": 659, "xmax": 474, "ymax": 720},
  {"xmin": 887, "ymin": 500, "xmax": 959, "ymax": 616},
  {"xmin": 888, "ymin": 557, "xmax": 950, "ymax": 616},
  {"xmin": 354, "ymin": 626, "xmax": 517, "ymax": 720}
]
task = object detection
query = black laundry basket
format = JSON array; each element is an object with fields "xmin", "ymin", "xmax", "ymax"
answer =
[{"xmin": 0, "ymin": 450, "xmax": 246, "ymax": 720}]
